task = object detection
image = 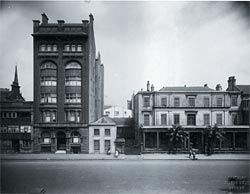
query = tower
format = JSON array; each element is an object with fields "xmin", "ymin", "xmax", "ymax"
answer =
[{"xmin": 32, "ymin": 13, "xmax": 104, "ymax": 153}]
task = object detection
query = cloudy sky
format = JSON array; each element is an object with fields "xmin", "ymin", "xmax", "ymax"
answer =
[{"xmin": 0, "ymin": 1, "xmax": 249, "ymax": 107}]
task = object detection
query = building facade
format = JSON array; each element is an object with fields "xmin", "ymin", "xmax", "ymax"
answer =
[
  {"xmin": 32, "ymin": 13, "xmax": 104, "ymax": 153},
  {"xmin": 0, "ymin": 67, "xmax": 33, "ymax": 153},
  {"xmin": 104, "ymin": 105, "xmax": 132, "ymax": 118},
  {"xmin": 133, "ymin": 79, "xmax": 249, "ymax": 153}
]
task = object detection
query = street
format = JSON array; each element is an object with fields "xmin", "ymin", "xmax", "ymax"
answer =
[{"xmin": 1, "ymin": 160, "xmax": 249, "ymax": 194}]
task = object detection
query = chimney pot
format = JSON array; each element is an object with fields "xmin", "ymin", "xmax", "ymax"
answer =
[
  {"xmin": 151, "ymin": 84, "xmax": 154, "ymax": 92},
  {"xmin": 41, "ymin": 13, "xmax": 49, "ymax": 24},
  {"xmin": 147, "ymin": 81, "xmax": 150, "ymax": 92}
]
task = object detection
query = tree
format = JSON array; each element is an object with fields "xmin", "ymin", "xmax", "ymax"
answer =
[
  {"xmin": 204, "ymin": 124, "xmax": 225, "ymax": 155},
  {"xmin": 168, "ymin": 125, "xmax": 188, "ymax": 154}
]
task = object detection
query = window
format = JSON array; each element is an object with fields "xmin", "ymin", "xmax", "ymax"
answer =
[
  {"xmin": 204, "ymin": 97, "xmax": 210, "ymax": 107},
  {"xmin": 20, "ymin": 126, "xmax": 31, "ymax": 133},
  {"xmin": 40, "ymin": 44, "xmax": 46, "ymax": 51},
  {"xmin": 40, "ymin": 61, "xmax": 57, "ymax": 69},
  {"xmin": 216, "ymin": 113, "xmax": 222, "ymax": 125},
  {"xmin": 174, "ymin": 114, "xmax": 180, "ymax": 125},
  {"xmin": 188, "ymin": 97, "xmax": 195, "ymax": 107},
  {"xmin": 65, "ymin": 93, "xmax": 81, "ymax": 103},
  {"xmin": 41, "ymin": 132, "xmax": 51, "ymax": 144},
  {"xmin": 231, "ymin": 95, "xmax": 237, "ymax": 106},
  {"xmin": 47, "ymin": 45, "xmax": 52, "ymax": 51},
  {"xmin": 105, "ymin": 140, "xmax": 111, "ymax": 152},
  {"xmin": 161, "ymin": 97, "xmax": 167, "ymax": 106},
  {"xmin": 204, "ymin": 114, "xmax": 210, "ymax": 126},
  {"xmin": 161, "ymin": 114, "xmax": 167, "ymax": 125},
  {"xmin": 42, "ymin": 111, "xmax": 56, "ymax": 123},
  {"xmin": 41, "ymin": 76, "xmax": 57, "ymax": 86},
  {"xmin": 52, "ymin": 44, "xmax": 57, "ymax": 51},
  {"xmin": 143, "ymin": 96, "xmax": 150, "ymax": 107},
  {"xmin": 22, "ymin": 140, "xmax": 30, "ymax": 148},
  {"xmin": 8, "ymin": 126, "xmax": 19, "ymax": 133},
  {"xmin": 77, "ymin": 45, "xmax": 82, "ymax": 52},
  {"xmin": 187, "ymin": 114, "xmax": 196, "ymax": 125},
  {"xmin": 71, "ymin": 131, "xmax": 80, "ymax": 143},
  {"xmin": 65, "ymin": 76, "xmax": 81, "ymax": 86},
  {"xmin": 94, "ymin": 140, "xmax": 100, "ymax": 152},
  {"xmin": 105, "ymin": 129, "xmax": 110, "ymax": 136},
  {"xmin": 39, "ymin": 44, "xmax": 57, "ymax": 52},
  {"xmin": 231, "ymin": 113, "xmax": 238, "ymax": 125},
  {"xmin": 217, "ymin": 97, "xmax": 223, "ymax": 107},
  {"xmin": 174, "ymin": 97, "xmax": 180, "ymax": 107},
  {"xmin": 65, "ymin": 111, "xmax": 81, "ymax": 122},
  {"xmin": 41, "ymin": 93, "xmax": 57, "ymax": 103},
  {"xmin": 94, "ymin": 129, "xmax": 100, "ymax": 136},
  {"xmin": 105, "ymin": 111, "xmax": 110, "ymax": 116},
  {"xmin": 144, "ymin": 114, "xmax": 150, "ymax": 126},
  {"xmin": 64, "ymin": 44, "xmax": 82, "ymax": 52},
  {"xmin": 114, "ymin": 111, "xmax": 119, "ymax": 116},
  {"xmin": 65, "ymin": 44, "xmax": 70, "ymax": 51},
  {"xmin": 2, "ymin": 112, "xmax": 17, "ymax": 118}
]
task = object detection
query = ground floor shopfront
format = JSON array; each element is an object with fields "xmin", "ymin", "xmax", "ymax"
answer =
[
  {"xmin": 141, "ymin": 126, "xmax": 249, "ymax": 153},
  {"xmin": 33, "ymin": 124, "xmax": 89, "ymax": 153}
]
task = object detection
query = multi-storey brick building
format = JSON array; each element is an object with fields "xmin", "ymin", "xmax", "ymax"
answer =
[
  {"xmin": 32, "ymin": 13, "xmax": 104, "ymax": 153},
  {"xmin": 0, "ymin": 67, "xmax": 33, "ymax": 153},
  {"xmin": 133, "ymin": 78, "xmax": 249, "ymax": 153}
]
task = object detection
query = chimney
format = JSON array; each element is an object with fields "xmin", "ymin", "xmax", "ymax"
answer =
[
  {"xmin": 227, "ymin": 76, "xmax": 236, "ymax": 91},
  {"xmin": 147, "ymin": 81, "xmax": 150, "ymax": 92},
  {"xmin": 151, "ymin": 84, "xmax": 154, "ymax": 92},
  {"xmin": 216, "ymin": 84, "xmax": 222, "ymax": 91},
  {"xmin": 33, "ymin": 20, "xmax": 40, "ymax": 33},
  {"xmin": 89, "ymin": 13, "xmax": 94, "ymax": 22},
  {"xmin": 41, "ymin": 13, "xmax": 49, "ymax": 24},
  {"xmin": 204, "ymin": 84, "xmax": 208, "ymax": 87}
]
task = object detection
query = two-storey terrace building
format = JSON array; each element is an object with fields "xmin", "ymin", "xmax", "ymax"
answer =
[{"xmin": 133, "ymin": 78, "xmax": 249, "ymax": 153}]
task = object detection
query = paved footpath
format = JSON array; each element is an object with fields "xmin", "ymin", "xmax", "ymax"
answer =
[{"xmin": 1, "ymin": 153, "xmax": 249, "ymax": 161}]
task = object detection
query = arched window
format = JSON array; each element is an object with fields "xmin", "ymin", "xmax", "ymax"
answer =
[
  {"xmin": 65, "ymin": 62, "xmax": 81, "ymax": 69},
  {"xmin": 40, "ymin": 61, "xmax": 57, "ymax": 104},
  {"xmin": 65, "ymin": 62, "xmax": 81, "ymax": 103},
  {"xmin": 40, "ymin": 61, "xmax": 57, "ymax": 70}
]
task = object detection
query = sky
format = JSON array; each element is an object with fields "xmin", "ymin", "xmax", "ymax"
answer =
[{"xmin": 0, "ymin": 1, "xmax": 249, "ymax": 107}]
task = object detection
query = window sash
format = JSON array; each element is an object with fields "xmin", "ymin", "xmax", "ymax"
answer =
[
  {"xmin": 204, "ymin": 114, "xmax": 210, "ymax": 125},
  {"xmin": 174, "ymin": 98, "xmax": 180, "ymax": 107},
  {"xmin": 143, "ymin": 97, "xmax": 150, "ymax": 107},
  {"xmin": 144, "ymin": 115, "xmax": 150, "ymax": 126},
  {"xmin": 161, "ymin": 114, "xmax": 167, "ymax": 125},
  {"xmin": 174, "ymin": 114, "xmax": 180, "ymax": 125}
]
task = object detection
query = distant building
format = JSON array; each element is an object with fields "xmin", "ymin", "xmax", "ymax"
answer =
[
  {"xmin": 0, "ymin": 66, "xmax": 33, "ymax": 153},
  {"xmin": 32, "ymin": 13, "xmax": 104, "ymax": 153},
  {"xmin": 104, "ymin": 105, "xmax": 132, "ymax": 118},
  {"xmin": 88, "ymin": 116, "xmax": 134, "ymax": 154},
  {"xmin": 133, "ymin": 78, "xmax": 249, "ymax": 153}
]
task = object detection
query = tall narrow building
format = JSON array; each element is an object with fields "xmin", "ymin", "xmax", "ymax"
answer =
[{"xmin": 32, "ymin": 13, "xmax": 104, "ymax": 153}]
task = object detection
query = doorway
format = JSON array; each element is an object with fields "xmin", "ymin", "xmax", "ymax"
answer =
[
  {"xmin": 12, "ymin": 140, "xmax": 20, "ymax": 152},
  {"xmin": 57, "ymin": 131, "xmax": 66, "ymax": 150}
]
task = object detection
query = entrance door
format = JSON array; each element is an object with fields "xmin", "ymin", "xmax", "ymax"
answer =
[
  {"xmin": 145, "ymin": 132, "xmax": 157, "ymax": 149},
  {"xmin": 12, "ymin": 140, "xmax": 20, "ymax": 152},
  {"xmin": 57, "ymin": 132, "xmax": 66, "ymax": 150}
]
